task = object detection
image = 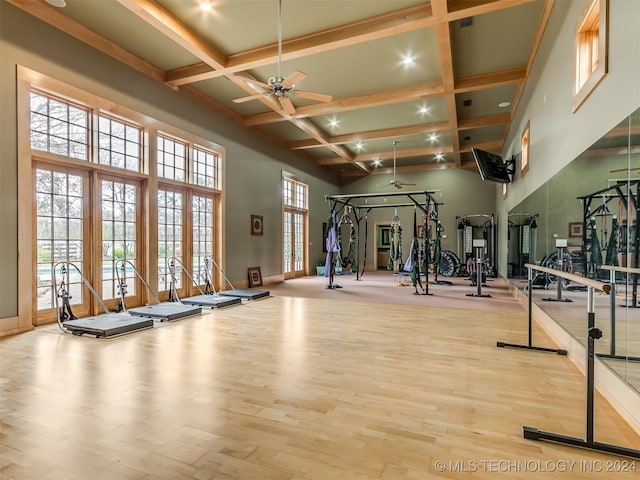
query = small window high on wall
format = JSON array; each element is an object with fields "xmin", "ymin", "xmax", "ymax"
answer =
[{"xmin": 573, "ymin": 0, "xmax": 608, "ymax": 112}]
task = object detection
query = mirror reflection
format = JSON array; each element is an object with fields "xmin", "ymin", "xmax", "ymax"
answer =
[{"xmin": 508, "ymin": 106, "xmax": 640, "ymax": 392}]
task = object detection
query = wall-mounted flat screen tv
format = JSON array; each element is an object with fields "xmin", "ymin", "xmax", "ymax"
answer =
[{"xmin": 472, "ymin": 148, "xmax": 513, "ymax": 184}]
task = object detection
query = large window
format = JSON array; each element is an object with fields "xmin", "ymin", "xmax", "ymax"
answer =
[
  {"xmin": 101, "ymin": 179, "xmax": 139, "ymax": 301},
  {"xmin": 158, "ymin": 189, "xmax": 184, "ymax": 290},
  {"xmin": 283, "ymin": 176, "xmax": 308, "ymax": 278},
  {"xmin": 192, "ymin": 195, "xmax": 215, "ymax": 286},
  {"xmin": 22, "ymin": 70, "xmax": 224, "ymax": 324},
  {"xmin": 35, "ymin": 168, "xmax": 86, "ymax": 311}
]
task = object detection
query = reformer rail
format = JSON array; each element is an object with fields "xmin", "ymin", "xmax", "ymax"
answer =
[{"xmin": 503, "ymin": 263, "xmax": 639, "ymax": 459}]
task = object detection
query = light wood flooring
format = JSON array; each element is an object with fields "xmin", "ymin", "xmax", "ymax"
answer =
[{"xmin": 1, "ymin": 282, "xmax": 639, "ymax": 479}]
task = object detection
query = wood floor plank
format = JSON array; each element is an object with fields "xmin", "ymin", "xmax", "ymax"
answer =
[{"xmin": 1, "ymin": 285, "xmax": 639, "ymax": 479}]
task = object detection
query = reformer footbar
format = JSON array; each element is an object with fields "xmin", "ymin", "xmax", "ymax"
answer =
[
  {"xmin": 53, "ymin": 261, "xmax": 153, "ymax": 338},
  {"xmin": 117, "ymin": 259, "xmax": 202, "ymax": 321}
]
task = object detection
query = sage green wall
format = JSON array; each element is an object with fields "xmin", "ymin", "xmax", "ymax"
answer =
[
  {"xmin": 341, "ymin": 169, "xmax": 497, "ymax": 266},
  {"xmin": 0, "ymin": 3, "xmax": 339, "ymax": 321},
  {"xmin": 497, "ymin": 0, "xmax": 640, "ymax": 276}
]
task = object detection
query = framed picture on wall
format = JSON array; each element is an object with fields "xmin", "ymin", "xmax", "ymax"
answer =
[
  {"xmin": 251, "ymin": 215, "xmax": 263, "ymax": 235},
  {"xmin": 248, "ymin": 266, "xmax": 262, "ymax": 287},
  {"xmin": 569, "ymin": 222, "xmax": 583, "ymax": 238}
]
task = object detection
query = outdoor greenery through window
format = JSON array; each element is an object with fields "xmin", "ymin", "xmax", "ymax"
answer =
[{"xmin": 24, "ymin": 74, "xmax": 223, "ymax": 321}]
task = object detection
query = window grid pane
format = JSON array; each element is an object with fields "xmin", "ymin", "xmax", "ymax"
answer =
[
  {"xmin": 157, "ymin": 135, "xmax": 187, "ymax": 182},
  {"xmin": 102, "ymin": 180, "xmax": 137, "ymax": 300},
  {"xmin": 283, "ymin": 211, "xmax": 292, "ymax": 273},
  {"xmin": 35, "ymin": 168, "xmax": 84, "ymax": 310},
  {"xmin": 158, "ymin": 190, "xmax": 183, "ymax": 290},
  {"xmin": 294, "ymin": 212, "xmax": 304, "ymax": 271},
  {"xmin": 192, "ymin": 147, "xmax": 220, "ymax": 189},
  {"xmin": 30, "ymin": 92, "xmax": 89, "ymax": 160},
  {"xmin": 98, "ymin": 115, "xmax": 142, "ymax": 172},
  {"xmin": 283, "ymin": 179, "xmax": 293, "ymax": 206},
  {"xmin": 192, "ymin": 195, "xmax": 214, "ymax": 286}
]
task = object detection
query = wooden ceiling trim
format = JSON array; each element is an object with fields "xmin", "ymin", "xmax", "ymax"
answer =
[
  {"xmin": 318, "ymin": 146, "xmax": 450, "ymax": 166},
  {"xmin": 117, "ymin": 0, "xmax": 227, "ymax": 70},
  {"xmin": 454, "ymin": 67, "xmax": 527, "ymax": 92},
  {"xmin": 458, "ymin": 113, "xmax": 511, "ymax": 130},
  {"xmin": 7, "ymin": 0, "xmax": 165, "ymax": 83},
  {"xmin": 288, "ymin": 122, "xmax": 451, "ymax": 150},
  {"xmin": 242, "ymin": 83, "xmax": 446, "ymax": 127},
  {"xmin": 340, "ymin": 161, "xmax": 457, "ymax": 177},
  {"xmin": 165, "ymin": 3, "xmax": 435, "ymax": 86},
  {"xmin": 431, "ymin": 0, "xmax": 461, "ymax": 168}
]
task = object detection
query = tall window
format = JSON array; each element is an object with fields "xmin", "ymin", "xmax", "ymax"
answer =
[
  {"xmin": 158, "ymin": 189, "xmax": 184, "ymax": 289},
  {"xmin": 101, "ymin": 180, "xmax": 138, "ymax": 300},
  {"xmin": 35, "ymin": 168, "xmax": 85, "ymax": 311},
  {"xmin": 573, "ymin": 0, "xmax": 608, "ymax": 111},
  {"xmin": 283, "ymin": 176, "xmax": 308, "ymax": 278},
  {"xmin": 192, "ymin": 195, "xmax": 215, "ymax": 286}
]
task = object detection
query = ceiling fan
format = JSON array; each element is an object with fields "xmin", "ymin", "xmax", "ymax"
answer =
[
  {"xmin": 386, "ymin": 141, "xmax": 416, "ymax": 189},
  {"xmin": 233, "ymin": 0, "xmax": 332, "ymax": 115}
]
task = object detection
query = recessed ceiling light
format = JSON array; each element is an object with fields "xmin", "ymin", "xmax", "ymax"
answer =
[
  {"xmin": 401, "ymin": 54, "xmax": 415, "ymax": 66},
  {"xmin": 435, "ymin": 153, "xmax": 444, "ymax": 161},
  {"xmin": 328, "ymin": 118, "xmax": 339, "ymax": 128},
  {"xmin": 428, "ymin": 133, "xmax": 438, "ymax": 142},
  {"xmin": 354, "ymin": 142, "xmax": 364, "ymax": 151},
  {"xmin": 199, "ymin": 1, "xmax": 212, "ymax": 12},
  {"xmin": 45, "ymin": 0, "xmax": 66, "ymax": 7},
  {"xmin": 498, "ymin": 101, "xmax": 512, "ymax": 108},
  {"xmin": 418, "ymin": 105, "xmax": 429, "ymax": 115},
  {"xmin": 372, "ymin": 158, "xmax": 382, "ymax": 167}
]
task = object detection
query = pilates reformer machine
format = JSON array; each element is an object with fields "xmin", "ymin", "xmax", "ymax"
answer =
[
  {"xmin": 166, "ymin": 256, "xmax": 241, "ymax": 308},
  {"xmin": 204, "ymin": 254, "xmax": 271, "ymax": 301},
  {"xmin": 116, "ymin": 259, "xmax": 203, "ymax": 321},
  {"xmin": 54, "ymin": 261, "xmax": 154, "ymax": 337},
  {"xmin": 324, "ymin": 190, "xmax": 442, "ymax": 295}
]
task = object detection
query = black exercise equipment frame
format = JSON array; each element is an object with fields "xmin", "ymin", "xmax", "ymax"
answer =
[{"xmin": 324, "ymin": 190, "xmax": 441, "ymax": 292}]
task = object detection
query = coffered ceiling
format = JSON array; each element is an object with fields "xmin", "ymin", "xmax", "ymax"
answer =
[{"xmin": 10, "ymin": 0, "xmax": 554, "ymax": 184}]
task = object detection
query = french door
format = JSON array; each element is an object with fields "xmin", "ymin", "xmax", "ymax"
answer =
[
  {"xmin": 34, "ymin": 166, "xmax": 91, "ymax": 323},
  {"xmin": 98, "ymin": 176, "xmax": 143, "ymax": 311},
  {"xmin": 283, "ymin": 208, "xmax": 307, "ymax": 279}
]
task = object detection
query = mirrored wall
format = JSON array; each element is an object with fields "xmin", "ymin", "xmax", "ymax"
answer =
[{"xmin": 508, "ymin": 106, "xmax": 640, "ymax": 392}]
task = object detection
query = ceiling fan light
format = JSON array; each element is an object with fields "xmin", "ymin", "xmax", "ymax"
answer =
[{"xmin": 45, "ymin": 0, "xmax": 66, "ymax": 7}]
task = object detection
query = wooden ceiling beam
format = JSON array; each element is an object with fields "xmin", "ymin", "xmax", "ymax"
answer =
[
  {"xmin": 289, "ymin": 122, "xmax": 451, "ymax": 150},
  {"xmin": 117, "ymin": 0, "xmax": 226, "ymax": 69},
  {"xmin": 165, "ymin": 3, "xmax": 435, "ymax": 85},
  {"xmin": 243, "ymin": 83, "xmax": 445, "ymax": 127}
]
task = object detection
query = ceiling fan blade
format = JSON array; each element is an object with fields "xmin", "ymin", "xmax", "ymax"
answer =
[
  {"xmin": 234, "ymin": 75, "xmax": 270, "ymax": 90},
  {"xmin": 400, "ymin": 182, "xmax": 417, "ymax": 186},
  {"xmin": 292, "ymin": 90, "xmax": 332, "ymax": 102},
  {"xmin": 233, "ymin": 92, "xmax": 267, "ymax": 104},
  {"xmin": 279, "ymin": 96, "xmax": 296, "ymax": 115},
  {"xmin": 282, "ymin": 70, "xmax": 307, "ymax": 87}
]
